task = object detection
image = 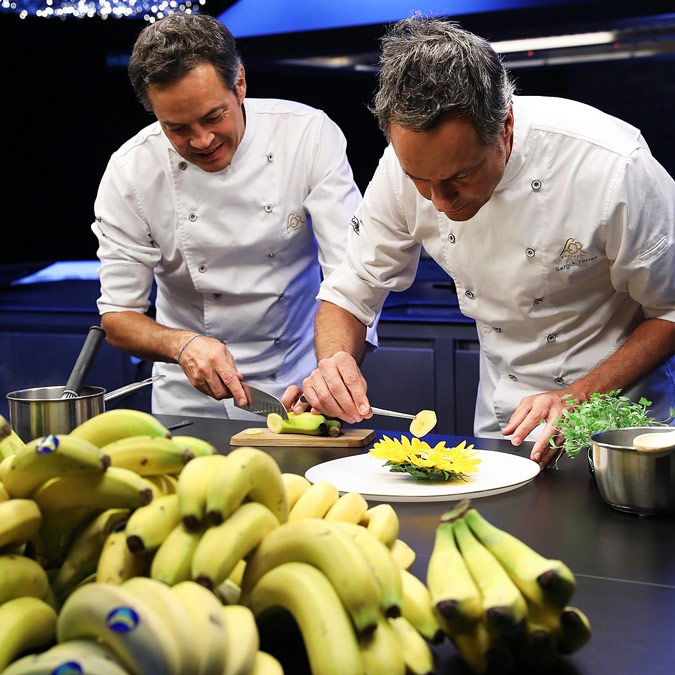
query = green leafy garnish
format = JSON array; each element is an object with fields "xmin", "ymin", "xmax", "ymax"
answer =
[
  {"xmin": 384, "ymin": 460, "xmax": 468, "ymax": 482},
  {"xmin": 549, "ymin": 389, "xmax": 673, "ymax": 458}
]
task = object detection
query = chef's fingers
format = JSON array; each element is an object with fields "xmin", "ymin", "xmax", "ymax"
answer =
[
  {"xmin": 531, "ymin": 430, "xmax": 563, "ymax": 469},
  {"xmin": 502, "ymin": 401, "xmax": 533, "ymax": 436},
  {"xmin": 281, "ymin": 385, "xmax": 304, "ymax": 411},
  {"xmin": 331, "ymin": 352, "xmax": 371, "ymax": 423}
]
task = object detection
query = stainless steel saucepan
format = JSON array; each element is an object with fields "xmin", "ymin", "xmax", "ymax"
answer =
[{"xmin": 6, "ymin": 376, "xmax": 163, "ymax": 442}]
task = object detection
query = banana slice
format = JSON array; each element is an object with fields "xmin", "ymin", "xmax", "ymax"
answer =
[
  {"xmin": 243, "ymin": 428, "xmax": 265, "ymax": 436},
  {"xmin": 409, "ymin": 410, "xmax": 437, "ymax": 438}
]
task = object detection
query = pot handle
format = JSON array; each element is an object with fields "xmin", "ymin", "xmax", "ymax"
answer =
[{"xmin": 104, "ymin": 375, "xmax": 165, "ymax": 402}]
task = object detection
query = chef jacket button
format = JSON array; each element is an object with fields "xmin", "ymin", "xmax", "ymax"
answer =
[
  {"xmin": 493, "ymin": 327, "xmax": 502, "ymax": 333},
  {"xmin": 273, "ymin": 337, "xmax": 281, "ymax": 344},
  {"xmin": 554, "ymin": 377, "xmax": 564, "ymax": 385},
  {"xmin": 464, "ymin": 290, "xmax": 474, "ymax": 299},
  {"xmin": 268, "ymin": 252, "xmax": 276, "ymax": 259},
  {"xmin": 547, "ymin": 333, "xmax": 557, "ymax": 343},
  {"xmin": 213, "ymin": 293, "xmax": 222, "ymax": 299},
  {"xmin": 267, "ymin": 153, "xmax": 274, "ymax": 162},
  {"xmin": 178, "ymin": 161, "xmax": 188, "ymax": 171},
  {"xmin": 508, "ymin": 374, "xmax": 518, "ymax": 381},
  {"xmin": 188, "ymin": 213, "xmax": 198, "ymax": 222},
  {"xmin": 264, "ymin": 204, "xmax": 273, "ymax": 213},
  {"xmin": 531, "ymin": 179, "xmax": 542, "ymax": 191},
  {"xmin": 533, "ymin": 298, "xmax": 544, "ymax": 306},
  {"xmin": 448, "ymin": 233, "xmax": 456, "ymax": 244},
  {"xmin": 526, "ymin": 247, "xmax": 535, "ymax": 258},
  {"xmin": 198, "ymin": 264, "xmax": 207, "ymax": 273}
]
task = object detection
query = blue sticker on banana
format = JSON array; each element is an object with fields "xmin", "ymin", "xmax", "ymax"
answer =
[{"xmin": 106, "ymin": 606, "xmax": 140, "ymax": 633}]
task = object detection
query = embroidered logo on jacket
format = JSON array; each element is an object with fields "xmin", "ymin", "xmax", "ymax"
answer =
[
  {"xmin": 286, "ymin": 213, "xmax": 304, "ymax": 232},
  {"xmin": 351, "ymin": 216, "xmax": 361, "ymax": 235},
  {"xmin": 560, "ymin": 237, "xmax": 587, "ymax": 257}
]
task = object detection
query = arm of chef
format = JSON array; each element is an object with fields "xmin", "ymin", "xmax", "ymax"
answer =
[{"xmin": 303, "ymin": 148, "xmax": 423, "ymax": 422}]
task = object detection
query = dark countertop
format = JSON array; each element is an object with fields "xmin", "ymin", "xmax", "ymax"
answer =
[{"xmin": 158, "ymin": 414, "xmax": 675, "ymax": 675}]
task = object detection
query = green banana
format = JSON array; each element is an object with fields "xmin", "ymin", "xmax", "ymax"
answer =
[
  {"xmin": 266, "ymin": 411, "xmax": 328, "ymax": 435},
  {"xmin": 101, "ymin": 435, "xmax": 194, "ymax": 476},
  {"xmin": 426, "ymin": 518, "xmax": 482, "ymax": 634},
  {"xmin": 333, "ymin": 520, "xmax": 403, "ymax": 618},
  {"xmin": 125, "ymin": 493, "xmax": 180, "ymax": 553},
  {"xmin": 57, "ymin": 581, "xmax": 181, "ymax": 675},
  {"xmin": 171, "ymin": 435, "xmax": 218, "ymax": 457},
  {"xmin": 2, "ymin": 434, "xmax": 108, "ymax": 498},
  {"xmin": 205, "ymin": 447, "xmax": 288, "ymax": 525},
  {"xmin": 171, "ymin": 580, "xmax": 228, "ymax": 675},
  {"xmin": 192, "ymin": 502, "xmax": 279, "ymax": 590},
  {"xmin": 464, "ymin": 508, "xmax": 576, "ymax": 608},
  {"xmin": 359, "ymin": 614, "xmax": 406, "ymax": 675},
  {"xmin": 241, "ymin": 518, "xmax": 382, "ymax": 635},
  {"xmin": 0, "ymin": 554, "xmax": 50, "ymax": 604},
  {"xmin": 52, "ymin": 509, "xmax": 130, "ymax": 598},
  {"xmin": 247, "ymin": 561, "xmax": 364, "ymax": 675},
  {"xmin": 527, "ymin": 601, "xmax": 592, "ymax": 655},
  {"xmin": 453, "ymin": 517, "xmax": 528, "ymax": 633},
  {"xmin": 0, "ymin": 597, "xmax": 57, "ymax": 670},
  {"xmin": 388, "ymin": 616, "xmax": 435, "ymax": 675},
  {"xmin": 96, "ymin": 530, "xmax": 148, "ymax": 584},
  {"xmin": 220, "ymin": 604, "xmax": 260, "ymax": 675},
  {"xmin": 150, "ymin": 522, "xmax": 203, "ymax": 586},
  {"xmin": 70, "ymin": 408, "xmax": 171, "ymax": 447},
  {"xmin": 32, "ymin": 466, "xmax": 155, "ymax": 512},
  {"xmin": 449, "ymin": 619, "xmax": 514, "ymax": 675},
  {"xmin": 177, "ymin": 453, "xmax": 228, "ymax": 531},
  {"xmin": 0, "ymin": 499, "xmax": 42, "ymax": 550},
  {"xmin": 400, "ymin": 568, "xmax": 445, "ymax": 643}
]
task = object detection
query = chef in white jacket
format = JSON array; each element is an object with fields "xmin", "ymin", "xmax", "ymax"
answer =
[
  {"xmin": 92, "ymin": 13, "xmax": 364, "ymax": 419},
  {"xmin": 301, "ymin": 17, "xmax": 675, "ymax": 467}
]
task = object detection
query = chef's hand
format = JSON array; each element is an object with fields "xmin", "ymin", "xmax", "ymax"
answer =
[
  {"xmin": 502, "ymin": 391, "xmax": 569, "ymax": 469},
  {"xmin": 281, "ymin": 385, "xmax": 304, "ymax": 412},
  {"xmin": 177, "ymin": 335, "xmax": 247, "ymax": 406},
  {"xmin": 298, "ymin": 351, "xmax": 373, "ymax": 424}
]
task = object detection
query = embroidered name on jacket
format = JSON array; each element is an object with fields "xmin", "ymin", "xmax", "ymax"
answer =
[
  {"xmin": 556, "ymin": 237, "xmax": 597, "ymax": 271},
  {"xmin": 286, "ymin": 213, "xmax": 304, "ymax": 232}
]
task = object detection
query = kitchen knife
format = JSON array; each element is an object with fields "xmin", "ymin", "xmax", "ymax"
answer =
[
  {"xmin": 234, "ymin": 383, "xmax": 289, "ymax": 420},
  {"xmin": 298, "ymin": 395, "xmax": 415, "ymax": 420}
]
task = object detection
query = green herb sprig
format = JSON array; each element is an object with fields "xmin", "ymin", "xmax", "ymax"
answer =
[
  {"xmin": 384, "ymin": 460, "xmax": 467, "ymax": 482},
  {"xmin": 549, "ymin": 389, "xmax": 673, "ymax": 458}
]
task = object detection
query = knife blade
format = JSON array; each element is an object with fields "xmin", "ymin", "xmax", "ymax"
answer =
[{"xmin": 234, "ymin": 383, "xmax": 289, "ymax": 420}]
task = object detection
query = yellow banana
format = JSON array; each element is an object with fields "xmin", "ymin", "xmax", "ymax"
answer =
[
  {"xmin": 3, "ymin": 639, "xmax": 129, "ymax": 675},
  {"xmin": 215, "ymin": 578, "xmax": 243, "ymax": 605},
  {"xmin": 0, "ymin": 481, "xmax": 10, "ymax": 502},
  {"xmin": 125, "ymin": 493, "xmax": 180, "ymax": 553},
  {"xmin": 241, "ymin": 518, "xmax": 382, "ymax": 635},
  {"xmin": 191, "ymin": 502, "xmax": 279, "ymax": 590},
  {"xmin": 527, "ymin": 601, "xmax": 592, "ymax": 655},
  {"xmin": 390, "ymin": 538, "xmax": 416, "ymax": 570},
  {"xmin": 400, "ymin": 568, "xmax": 445, "ymax": 644},
  {"xmin": 228, "ymin": 559, "xmax": 247, "ymax": 587},
  {"xmin": 146, "ymin": 473, "xmax": 179, "ymax": 495},
  {"xmin": 52, "ymin": 509, "xmax": 130, "ymax": 598},
  {"xmin": 360, "ymin": 504, "xmax": 399, "ymax": 547},
  {"xmin": 96, "ymin": 530, "xmax": 148, "ymax": 584},
  {"xmin": 3, "ymin": 434, "xmax": 108, "ymax": 498},
  {"xmin": 177, "ymin": 453, "xmax": 228, "ymax": 531},
  {"xmin": 454, "ymin": 517, "xmax": 527, "ymax": 633},
  {"xmin": 221, "ymin": 605, "xmax": 259, "ymax": 675},
  {"xmin": 388, "ymin": 616, "xmax": 435, "ymax": 675},
  {"xmin": 0, "ymin": 597, "xmax": 57, "ymax": 670},
  {"xmin": 150, "ymin": 522, "xmax": 203, "ymax": 586},
  {"xmin": 102, "ymin": 435, "xmax": 194, "ymax": 476},
  {"xmin": 450, "ymin": 619, "xmax": 514, "ymax": 675},
  {"xmin": 205, "ymin": 447, "xmax": 288, "ymax": 525},
  {"xmin": 123, "ymin": 576, "xmax": 200, "ymax": 675},
  {"xmin": 70, "ymin": 408, "xmax": 171, "ymax": 447},
  {"xmin": 37, "ymin": 506, "xmax": 97, "ymax": 568},
  {"xmin": 512, "ymin": 619, "xmax": 558, "ymax": 671},
  {"xmin": 251, "ymin": 651, "xmax": 284, "ymax": 675},
  {"xmin": 359, "ymin": 614, "xmax": 406, "ymax": 675},
  {"xmin": 465, "ymin": 508, "xmax": 575, "ymax": 608},
  {"xmin": 287, "ymin": 481, "xmax": 338, "ymax": 521},
  {"xmin": 281, "ymin": 472, "xmax": 311, "ymax": 509},
  {"xmin": 324, "ymin": 491, "xmax": 368, "ymax": 524},
  {"xmin": 32, "ymin": 466, "xmax": 155, "ymax": 512},
  {"xmin": 426, "ymin": 518, "xmax": 482, "ymax": 635},
  {"xmin": 172, "ymin": 580, "xmax": 228, "ymax": 675},
  {"xmin": 333, "ymin": 520, "xmax": 403, "ymax": 618},
  {"xmin": 0, "ymin": 454, "xmax": 15, "ymax": 483},
  {"xmin": 0, "ymin": 554, "xmax": 50, "ymax": 604},
  {"xmin": 247, "ymin": 561, "xmax": 364, "ymax": 675},
  {"xmin": 171, "ymin": 435, "xmax": 218, "ymax": 457},
  {"xmin": 57, "ymin": 581, "xmax": 181, "ymax": 675},
  {"xmin": 0, "ymin": 499, "xmax": 42, "ymax": 550}
]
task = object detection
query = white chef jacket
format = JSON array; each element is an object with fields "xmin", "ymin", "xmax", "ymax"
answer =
[
  {"xmin": 93, "ymin": 98, "xmax": 364, "ymax": 418},
  {"xmin": 319, "ymin": 96, "xmax": 675, "ymax": 437}
]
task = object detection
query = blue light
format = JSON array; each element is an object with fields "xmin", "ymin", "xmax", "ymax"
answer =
[{"xmin": 0, "ymin": 0, "xmax": 204, "ymax": 19}]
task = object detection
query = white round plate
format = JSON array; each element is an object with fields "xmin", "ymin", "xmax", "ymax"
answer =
[{"xmin": 304, "ymin": 450, "xmax": 540, "ymax": 502}]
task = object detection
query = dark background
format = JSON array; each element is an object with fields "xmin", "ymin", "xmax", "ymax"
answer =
[{"xmin": 2, "ymin": 0, "xmax": 675, "ymax": 266}]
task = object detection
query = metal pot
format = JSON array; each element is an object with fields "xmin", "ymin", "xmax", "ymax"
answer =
[
  {"xmin": 590, "ymin": 427, "xmax": 675, "ymax": 515},
  {"xmin": 6, "ymin": 376, "xmax": 162, "ymax": 442}
]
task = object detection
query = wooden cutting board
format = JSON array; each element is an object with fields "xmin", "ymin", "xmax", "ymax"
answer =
[{"xmin": 230, "ymin": 428, "xmax": 376, "ymax": 447}]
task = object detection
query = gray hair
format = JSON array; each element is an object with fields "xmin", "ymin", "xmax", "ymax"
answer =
[
  {"xmin": 373, "ymin": 16, "xmax": 516, "ymax": 144},
  {"xmin": 128, "ymin": 13, "xmax": 242, "ymax": 112}
]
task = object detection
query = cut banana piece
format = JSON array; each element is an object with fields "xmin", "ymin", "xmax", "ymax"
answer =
[{"xmin": 409, "ymin": 410, "xmax": 437, "ymax": 438}]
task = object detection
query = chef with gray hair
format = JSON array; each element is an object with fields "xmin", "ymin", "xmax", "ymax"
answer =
[{"xmin": 301, "ymin": 16, "xmax": 675, "ymax": 467}]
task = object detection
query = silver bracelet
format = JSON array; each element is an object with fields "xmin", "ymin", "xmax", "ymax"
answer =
[{"xmin": 177, "ymin": 333, "xmax": 206, "ymax": 364}]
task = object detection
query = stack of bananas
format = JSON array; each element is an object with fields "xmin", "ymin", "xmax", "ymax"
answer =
[{"xmin": 427, "ymin": 500, "xmax": 591, "ymax": 673}]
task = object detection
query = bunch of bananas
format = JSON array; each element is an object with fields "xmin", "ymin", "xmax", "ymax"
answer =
[{"xmin": 426, "ymin": 500, "xmax": 591, "ymax": 673}]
